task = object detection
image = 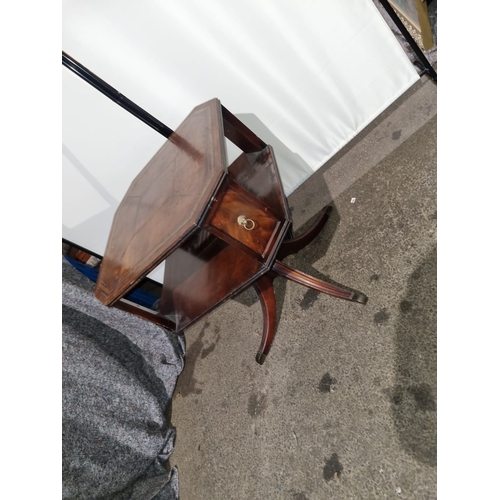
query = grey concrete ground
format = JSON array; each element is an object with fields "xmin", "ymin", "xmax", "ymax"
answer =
[{"xmin": 169, "ymin": 75, "xmax": 437, "ymax": 500}]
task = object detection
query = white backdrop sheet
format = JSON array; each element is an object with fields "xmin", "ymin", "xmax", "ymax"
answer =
[{"xmin": 62, "ymin": 0, "xmax": 418, "ymax": 281}]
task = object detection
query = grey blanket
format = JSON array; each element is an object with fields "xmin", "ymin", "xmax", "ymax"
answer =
[{"xmin": 62, "ymin": 258, "xmax": 185, "ymax": 499}]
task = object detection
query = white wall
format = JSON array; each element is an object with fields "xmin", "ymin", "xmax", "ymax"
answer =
[{"xmin": 62, "ymin": 0, "xmax": 418, "ymax": 280}]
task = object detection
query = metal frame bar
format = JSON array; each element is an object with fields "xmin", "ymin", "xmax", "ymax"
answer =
[
  {"xmin": 62, "ymin": 51, "xmax": 174, "ymax": 137},
  {"xmin": 378, "ymin": 0, "xmax": 437, "ymax": 83},
  {"xmin": 62, "ymin": 52, "xmax": 176, "ymax": 273}
]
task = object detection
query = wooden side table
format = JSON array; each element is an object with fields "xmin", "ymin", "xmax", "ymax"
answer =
[{"xmin": 95, "ymin": 99, "xmax": 367, "ymax": 364}]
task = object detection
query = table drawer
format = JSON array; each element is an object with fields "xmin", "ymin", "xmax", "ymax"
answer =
[{"xmin": 208, "ymin": 186, "xmax": 280, "ymax": 257}]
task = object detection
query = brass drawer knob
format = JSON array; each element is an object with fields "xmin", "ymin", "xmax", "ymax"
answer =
[{"xmin": 237, "ymin": 215, "xmax": 255, "ymax": 231}]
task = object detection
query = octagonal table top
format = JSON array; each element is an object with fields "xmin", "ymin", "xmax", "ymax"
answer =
[{"xmin": 95, "ymin": 99, "xmax": 227, "ymax": 305}]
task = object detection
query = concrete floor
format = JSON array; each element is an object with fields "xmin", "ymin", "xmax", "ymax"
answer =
[{"xmin": 169, "ymin": 75, "xmax": 437, "ymax": 500}]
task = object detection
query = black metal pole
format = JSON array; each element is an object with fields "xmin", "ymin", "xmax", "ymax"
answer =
[
  {"xmin": 378, "ymin": 0, "xmax": 437, "ymax": 83},
  {"xmin": 62, "ymin": 51, "xmax": 174, "ymax": 138}
]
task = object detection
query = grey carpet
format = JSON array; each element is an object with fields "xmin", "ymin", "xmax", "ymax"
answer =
[{"xmin": 62, "ymin": 258, "xmax": 185, "ymax": 499}]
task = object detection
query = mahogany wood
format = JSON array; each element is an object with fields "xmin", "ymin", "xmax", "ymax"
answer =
[
  {"xmin": 278, "ymin": 205, "xmax": 333, "ymax": 260},
  {"xmin": 208, "ymin": 184, "xmax": 280, "ymax": 258},
  {"xmin": 253, "ymin": 274, "xmax": 277, "ymax": 365},
  {"xmin": 160, "ymin": 234, "xmax": 264, "ymax": 331},
  {"xmin": 114, "ymin": 299, "xmax": 176, "ymax": 330},
  {"xmin": 95, "ymin": 99, "xmax": 226, "ymax": 306},
  {"xmin": 272, "ymin": 260, "xmax": 368, "ymax": 304},
  {"xmin": 94, "ymin": 98, "xmax": 368, "ymax": 365},
  {"xmin": 221, "ymin": 106, "xmax": 267, "ymax": 153},
  {"xmin": 227, "ymin": 147, "xmax": 291, "ymax": 221}
]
